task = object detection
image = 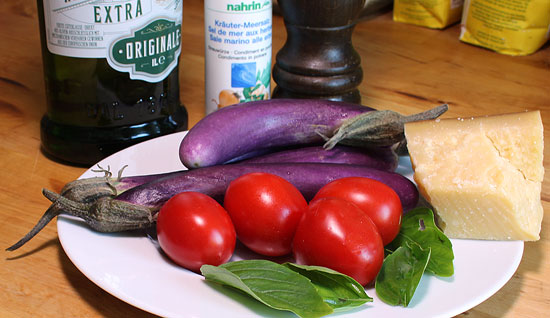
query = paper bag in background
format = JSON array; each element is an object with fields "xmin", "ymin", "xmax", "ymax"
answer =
[
  {"xmin": 393, "ymin": 0, "xmax": 465, "ymax": 29},
  {"xmin": 459, "ymin": 0, "xmax": 550, "ymax": 56}
]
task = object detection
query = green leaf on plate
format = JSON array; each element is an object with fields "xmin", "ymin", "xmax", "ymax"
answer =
[
  {"xmin": 283, "ymin": 262, "xmax": 373, "ymax": 311},
  {"xmin": 375, "ymin": 242, "xmax": 431, "ymax": 306},
  {"xmin": 200, "ymin": 260, "xmax": 333, "ymax": 318},
  {"xmin": 388, "ymin": 207, "xmax": 454, "ymax": 277}
]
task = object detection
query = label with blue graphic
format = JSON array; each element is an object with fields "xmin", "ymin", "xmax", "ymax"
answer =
[
  {"xmin": 204, "ymin": 0, "xmax": 272, "ymax": 114},
  {"xmin": 231, "ymin": 62, "xmax": 257, "ymax": 87}
]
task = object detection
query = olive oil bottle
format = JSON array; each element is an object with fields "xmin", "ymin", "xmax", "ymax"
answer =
[{"xmin": 37, "ymin": 0, "xmax": 188, "ymax": 165}]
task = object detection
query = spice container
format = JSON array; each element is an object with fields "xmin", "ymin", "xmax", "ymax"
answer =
[
  {"xmin": 204, "ymin": 0, "xmax": 272, "ymax": 114},
  {"xmin": 37, "ymin": 0, "xmax": 188, "ymax": 166}
]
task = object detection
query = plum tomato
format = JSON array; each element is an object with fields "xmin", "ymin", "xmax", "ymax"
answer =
[
  {"xmin": 292, "ymin": 197, "xmax": 384, "ymax": 286},
  {"xmin": 223, "ymin": 172, "xmax": 308, "ymax": 256},
  {"xmin": 156, "ymin": 192, "xmax": 236, "ymax": 272},
  {"xmin": 312, "ymin": 177, "xmax": 402, "ymax": 245}
]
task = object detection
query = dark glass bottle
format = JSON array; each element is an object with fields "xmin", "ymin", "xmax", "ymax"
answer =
[{"xmin": 37, "ymin": 0, "xmax": 188, "ymax": 166}]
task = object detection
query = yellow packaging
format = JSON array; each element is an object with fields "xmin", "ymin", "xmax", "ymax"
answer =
[
  {"xmin": 393, "ymin": 0, "xmax": 465, "ymax": 29},
  {"xmin": 459, "ymin": 0, "xmax": 550, "ymax": 56}
]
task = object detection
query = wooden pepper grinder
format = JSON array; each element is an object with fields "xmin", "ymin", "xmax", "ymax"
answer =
[{"xmin": 272, "ymin": 0, "xmax": 366, "ymax": 103}]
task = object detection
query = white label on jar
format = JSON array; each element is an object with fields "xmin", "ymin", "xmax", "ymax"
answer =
[
  {"xmin": 204, "ymin": 0, "xmax": 272, "ymax": 114},
  {"xmin": 43, "ymin": 0, "xmax": 182, "ymax": 82}
]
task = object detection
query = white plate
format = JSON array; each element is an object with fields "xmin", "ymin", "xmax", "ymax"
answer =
[{"xmin": 57, "ymin": 131, "xmax": 524, "ymax": 318}]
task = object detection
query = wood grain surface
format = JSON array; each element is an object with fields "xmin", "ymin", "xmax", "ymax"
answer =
[{"xmin": 1, "ymin": 0, "xmax": 548, "ymax": 317}]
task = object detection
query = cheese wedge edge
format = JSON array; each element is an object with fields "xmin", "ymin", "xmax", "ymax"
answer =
[{"xmin": 404, "ymin": 111, "xmax": 544, "ymax": 241}]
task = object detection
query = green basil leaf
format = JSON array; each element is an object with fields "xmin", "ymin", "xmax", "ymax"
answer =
[
  {"xmin": 283, "ymin": 263, "xmax": 373, "ymax": 311},
  {"xmin": 388, "ymin": 207, "xmax": 454, "ymax": 276},
  {"xmin": 201, "ymin": 260, "xmax": 333, "ymax": 318},
  {"xmin": 375, "ymin": 242, "xmax": 431, "ymax": 306}
]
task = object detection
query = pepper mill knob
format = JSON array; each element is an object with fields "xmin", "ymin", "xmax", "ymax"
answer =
[{"xmin": 272, "ymin": 0, "xmax": 366, "ymax": 103}]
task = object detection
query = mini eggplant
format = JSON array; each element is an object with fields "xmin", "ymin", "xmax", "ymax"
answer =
[
  {"xmin": 75, "ymin": 163, "xmax": 418, "ymax": 233},
  {"xmin": 7, "ymin": 163, "xmax": 418, "ymax": 251},
  {"xmin": 117, "ymin": 163, "xmax": 418, "ymax": 211},
  {"xmin": 6, "ymin": 148, "xmax": 398, "ymax": 251},
  {"xmin": 179, "ymin": 99, "xmax": 374, "ymax": 168},
  {"xmin": 71, "ymin": 145, "xmax": 398, "ymax": 204},
  {"xmin": 240, "ymin": 145, "xmax": 398, "ymax": 171}
]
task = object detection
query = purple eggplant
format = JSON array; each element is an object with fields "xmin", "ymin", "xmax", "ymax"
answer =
[
  {"xmin": 179, "ymin": 99, "xmax": 374, "ymax": 168},
  {"xmin": 6, "ymin": 148, "xmax": 400, "ymax": 251},
  {"xmin": 67, "ymin": 145, "xmax": 397, "ymax": 204},
  {"xmin": 118, "ymin": 163, "xmax": 417, "ymax": 210},
  {"xmin": 52, "ymin": 163, "xmax": 416, "ymax": 236},
  {"xmin": 10, "ymin": 163, "xmax": 418, "ymax": 250},
  {"xmin": 240, "ymin": 145, "xmax": 397, "ymax": 171}
]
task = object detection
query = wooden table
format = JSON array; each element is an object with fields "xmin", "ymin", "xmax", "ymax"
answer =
[{"xmin": 1, "ymin": 0, "xmax": 548, "ymax": 317}]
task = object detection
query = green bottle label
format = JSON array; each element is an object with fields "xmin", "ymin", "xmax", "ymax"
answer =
[
  {"xmin": 42, "ymin": 0, "xmax": 182, "ymax": 83},
  {"xmin": 108, "ymin": 19, "xmax": 182, "ymax": 82}
]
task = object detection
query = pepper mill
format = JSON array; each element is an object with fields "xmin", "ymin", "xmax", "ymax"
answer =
[{"xmin": 272, "ymin": 0, "xmax": 366, "ymax": 103}]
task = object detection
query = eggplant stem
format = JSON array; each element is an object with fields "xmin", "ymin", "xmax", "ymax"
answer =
[
  {"xmin": 314, "ymin": 129, "xmax": 330, "ymax": 142},
  {"xmin": 46, "ymin": 187, "xmax": 156, "ymax": 232},
  {"xmin": 5, "ymin": 189, "xmax": 90, "ymax": 251},
  {"xmin": 403, "ymin": 104, "xmax": 448, "ymax": 123},
  {"xmin": 5, "ymin": 203, "xmax": 63, "ymax": 251},
  {"xmin": 323, "ymin": 130, "xmax": 348, "ymax": 150},
  {"xmin": 91, "ymin": 164, "xmax": 113, "ymax": 178},
  {"xmin": 42, "ymin": 189, "xmax": 93, "ymax": 219},
  {"xmin": 323, "ymin": 104, "xmax": 449, "ymax": 150},
  {"xmin": 88, "ymin": 164, "xmax": 128, "ymax": 196},
  {"xmin": 7, "ymin": 187, "xmax": 157, "ymax": 251},
  {"xmin": 116, "ymin": 165, "xmax": 129, "ymax": 181}
]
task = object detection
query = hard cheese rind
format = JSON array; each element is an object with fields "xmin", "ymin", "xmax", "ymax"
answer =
[{"xmin": 404, "ymin": 111, "xmax": 544, "ymax": 241}]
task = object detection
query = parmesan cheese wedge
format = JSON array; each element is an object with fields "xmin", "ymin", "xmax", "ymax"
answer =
[{"xmin": 404, "ymin": 111, "xmax": 544, "ymax": 241}]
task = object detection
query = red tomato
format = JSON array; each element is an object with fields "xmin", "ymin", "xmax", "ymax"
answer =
[
  {"xmin": 292, "ymin": 197, "xmax": 384, "ymax": 286},
  {"xmin": 312, "ymin": 177, "xmax": 402, "ymax": 245},
  {"xmin": 156, "ymin": 192, "xmax": 236, "ymax": 272},
  {"xmin": 224, "ymin": 172, "xmax": 308, "ymax": 256}
]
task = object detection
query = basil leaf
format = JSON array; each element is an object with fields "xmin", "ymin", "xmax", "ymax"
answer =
[
  {"xmin": 283, "ymin": 263, "xmax": 372, "ymax": 311},
  {"xmin": 201, "ymin": 260, "xmax": 333, "ymax": 318},
  {"xmin": 388, "ymin": 207, "xmax": 454, "ymax": 277},
  {"xmin": 375, "ymin": 242, "xmax": 431, "ymax": 306}
]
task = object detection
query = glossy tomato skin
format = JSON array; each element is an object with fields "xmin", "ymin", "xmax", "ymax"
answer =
[
  {"xmin": 312, "ymin": 177, "xmax": 402, "ymax": 245},
  {"xmin": 292, "ymin": 197, "xmax": 384, "ymax": 286},
  {"xmin": 224, "ymin": 172, "xmax": 308, "ymax": 256},
  {"xmin": 156, "ymin": 192, "xmax": 236, "ymax": 272}
]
